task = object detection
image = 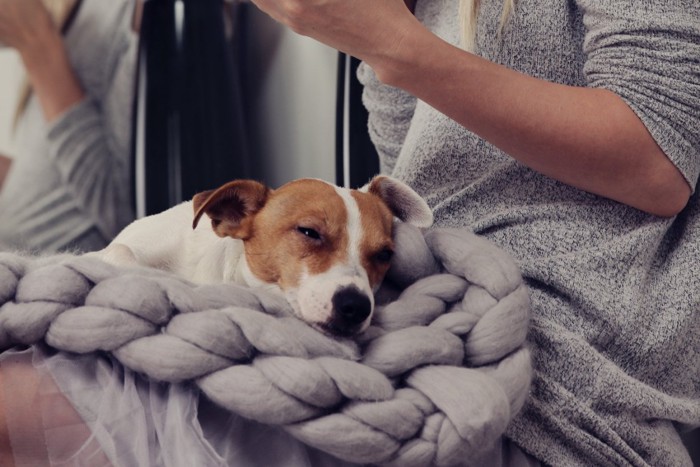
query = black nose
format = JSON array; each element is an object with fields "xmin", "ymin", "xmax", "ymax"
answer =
[{"xmin": 332, "ymin": 287, "xmax": 372, "ymax": 326}]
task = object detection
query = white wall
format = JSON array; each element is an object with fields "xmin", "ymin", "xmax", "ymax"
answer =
[
  {"xmin": 0, "ymin": 50, "xmax": 24, "ymax": 158},
  {"xmin": 244, "ymin": 7, "xmax": 337, "ymax": 187}
]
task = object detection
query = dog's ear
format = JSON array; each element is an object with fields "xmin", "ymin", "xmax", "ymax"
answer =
[
  {"xmin": 363, "ymin": 175, "xmax": 433, "ymax": 228},
  {"xmin": 192, "ymin": 179, "xmax": 270, "ymax": 238}
]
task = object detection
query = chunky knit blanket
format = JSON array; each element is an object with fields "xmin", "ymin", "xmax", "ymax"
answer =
[{"xmin": 0, "ymin": 224, "xmax": 531, "ymax": 466}]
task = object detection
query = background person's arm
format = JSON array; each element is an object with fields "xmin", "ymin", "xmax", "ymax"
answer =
[
  {"xmin": 0, "ymin": 154, "xmax": 11, "ymax": 191},
  {"xmin": 133, "ymin": 0, "xmax": 143, "ymax": 32},
  {"xmin": 0, "ymin": 0, "xmax": 84, "ymax": 123}
]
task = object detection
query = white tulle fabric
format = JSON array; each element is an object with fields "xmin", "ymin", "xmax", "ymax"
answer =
[{"xmin": 0, "ymin": 346, "xmax": 357, "ymax": 467}]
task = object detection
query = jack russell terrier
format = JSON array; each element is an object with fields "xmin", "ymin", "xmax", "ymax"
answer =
[{"xmin": 96, "ymin": 176, "xmax": 433, "ymax": 336}]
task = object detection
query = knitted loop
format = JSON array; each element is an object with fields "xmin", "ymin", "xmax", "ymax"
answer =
[{"xmin": 0, "ymin": 225, "xmax": 532, "ymax": 466}]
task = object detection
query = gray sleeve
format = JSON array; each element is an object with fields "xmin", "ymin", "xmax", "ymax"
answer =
[
  {"xmin": 357, "ymin": 62, "xmax": 417, "ymax": 175},
  {"xmin": 578, "ymin": 0, "xmax": 700, "ymax": 191},
  {"xmin": 45, "ymin": 16, "xmax": 138, "ymax": 240}
]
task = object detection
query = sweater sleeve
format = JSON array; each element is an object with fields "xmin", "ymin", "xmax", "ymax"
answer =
[
  {"xmin": 45, "ymin": 7, "xmax": 138, "ymax": 241},
  {"xmin": 357, "ymin": 62, "xmax": 418, "ymax": 175},
  {"xmin": 578, "ymin": 0, "xmax": 700, "ymax": 192}
]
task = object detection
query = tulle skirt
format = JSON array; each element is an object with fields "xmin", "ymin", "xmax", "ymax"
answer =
[
  {"xmin": 0, "ymin": 345, "xmax": 358, "ymax": 467},
  {"xmin": 0, "ymin": 346, "xmax": 538, "ymax": 466}
]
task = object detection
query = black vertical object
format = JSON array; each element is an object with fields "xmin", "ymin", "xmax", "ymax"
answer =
[
  {"xmin": 133, "ymin": 0, "xmax": 250, "ymax": 217},
  {"xmin": 335, "ymin": 53, "xmax": 380, "ymax": 189}
]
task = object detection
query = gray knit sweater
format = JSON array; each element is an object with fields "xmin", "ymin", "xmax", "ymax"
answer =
[
  {"xmin": 358, "ymin": 0, "xmax": 700, "ymax": 465},
  {"xmin": 0, "ymin": 0, "xmax": 137, "ymax": 253}
]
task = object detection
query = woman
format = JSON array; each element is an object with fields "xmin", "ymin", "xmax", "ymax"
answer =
[
  {"xmin": 0, "ymin": 0, "xmax": 138, "ymax": 253},
  {"xmin": 250, "ymin": 0, "xmax": 700, "ymax": 465},
  {"xmin": 0, "ymin": 0, "xmax": 697, "ymax": 465}
]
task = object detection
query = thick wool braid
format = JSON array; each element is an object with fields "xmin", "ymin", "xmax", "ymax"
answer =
[{"xmin": 0, "ymin": 225, "xmax": 532, "ymax": 466}]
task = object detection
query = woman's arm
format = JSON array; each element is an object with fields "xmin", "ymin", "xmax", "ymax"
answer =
[
  {"xmin": 378, "ymin": 31, "xmax": 690, "ymax": 218},
  {"xmin": 250, "ymin": 0, "xmax": 693, "ymax": 217}
]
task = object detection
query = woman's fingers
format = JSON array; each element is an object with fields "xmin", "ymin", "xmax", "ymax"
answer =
[{"xmin": 249, "ymin": 0, "xmax": 418, "ymax": 64}]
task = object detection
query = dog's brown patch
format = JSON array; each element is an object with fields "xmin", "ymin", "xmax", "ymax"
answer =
[{"xmin": 243, "ymin": 179, "xmax": 350, "ymax": 289}]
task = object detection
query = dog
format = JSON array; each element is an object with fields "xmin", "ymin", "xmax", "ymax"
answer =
[{"xmin": 96, "ymin": 176, "xmax": 433, "ymax": 336}]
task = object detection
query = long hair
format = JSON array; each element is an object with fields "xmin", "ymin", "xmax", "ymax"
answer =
[
  {"xmin": 14, "ymin": 0, "xmax": 81, "ymax": 126},
  {"xmin": 458, "ymin": 0, "xmax": 516, "ymax": 52}
]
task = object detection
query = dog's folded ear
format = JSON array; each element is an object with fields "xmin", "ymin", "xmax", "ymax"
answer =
[
  {"xmin": 363, "ymin": 176, "xmax": 433, "ymax": 228},
  {"xmin": 192, "ymin": 180, "xmax": 270, "ymax": 238}
]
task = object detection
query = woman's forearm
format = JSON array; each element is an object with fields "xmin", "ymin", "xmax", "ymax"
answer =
[
  {"xmin": 369, "ymin": 26, "xmax": 690, "ymax": 217},
  {"xmin": 19, "ymin": 29, "xmax": 84, "ymax": 123}
]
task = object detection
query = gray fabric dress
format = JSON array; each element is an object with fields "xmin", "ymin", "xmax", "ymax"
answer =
[
  {"xmin": 0, "ymin": 0, "xmax": 137, "ymax": 253},
  {"xmin": 358, "ymin": 0, "xmax": 700, "ymax": 465}
]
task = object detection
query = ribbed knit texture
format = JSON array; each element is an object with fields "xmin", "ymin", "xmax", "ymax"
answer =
[{"xmin": 359, "ymin": 0, "xmax": 700, "ymax": 465}]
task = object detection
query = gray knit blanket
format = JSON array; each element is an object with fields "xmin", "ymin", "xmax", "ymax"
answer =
[{"xmin": 0, "ymin": 224, "xmax": 531, "ymax": 466}]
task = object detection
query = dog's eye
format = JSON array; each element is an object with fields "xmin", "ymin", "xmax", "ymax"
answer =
[
  {"xmin": 297, "ymin": 226, "xmax": 321, "ymax": 241},
  {"xmin": 374, "ymin": 248, "xmax": 394, "ymax": 263}
]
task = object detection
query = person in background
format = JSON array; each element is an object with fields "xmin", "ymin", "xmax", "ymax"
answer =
[
  {"xmin": 0, "ymin": 0, "xmax": 140, "ymax": 253},
  {"xmin": 249, "ymin": 0, "xmax": 700, "ymax": 465}
]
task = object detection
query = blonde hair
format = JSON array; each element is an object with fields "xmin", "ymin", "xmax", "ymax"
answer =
[
  {"xmin": 14, "ymin": 0, "xmax": 80, "ymax": 125},
  {"xmin": 458, "ymin": 0, "xmax": 516, "ymax": 52}
]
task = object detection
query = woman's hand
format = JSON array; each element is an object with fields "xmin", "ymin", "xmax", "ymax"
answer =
[
  {"xmin": 249, "ymin": 0, "xmax": 421, "ymax": 68},
  {"xmin": 0, "ymin": 0, "xmax": 57, "ymax": 54}
]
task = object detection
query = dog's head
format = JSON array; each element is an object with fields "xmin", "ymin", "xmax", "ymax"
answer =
[{"xmin": 192, "ymin": 176, "xmax": 432, "ymax": 336}]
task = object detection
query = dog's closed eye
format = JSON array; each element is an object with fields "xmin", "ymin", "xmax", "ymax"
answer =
[
  {"xmin": 296, "ymin": 226, "xmax": 322, "ymax": 242},
  {"xmin": 373, "ymin": 248, "xmax": 394, "ymax": 263}
]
